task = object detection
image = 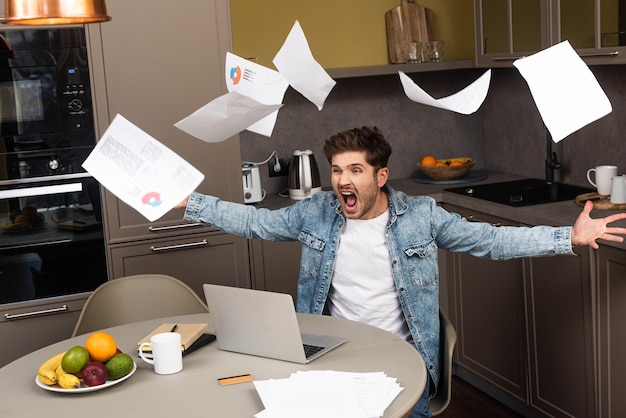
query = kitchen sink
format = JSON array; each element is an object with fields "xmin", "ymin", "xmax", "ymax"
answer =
[{"xmin": 445, "ymin": 178, "xmax": 593, "ymax": 207}]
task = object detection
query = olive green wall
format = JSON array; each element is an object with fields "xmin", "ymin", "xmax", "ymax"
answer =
[{"xmin": 230, "ymin": 0, "xmax": 474, "ymax": 69}]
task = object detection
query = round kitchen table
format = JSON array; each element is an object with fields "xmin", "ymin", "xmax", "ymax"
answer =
[{"xmin": 0, "ymin": 312, "xmax": 426, "ymax": 417}]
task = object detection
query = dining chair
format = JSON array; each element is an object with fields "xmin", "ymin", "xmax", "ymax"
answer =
[
  {"xmin": 72, "ymin": 274, "xmax": 209, "ymax": 337},
  {"xmin": 429, "ymin": 310, "xmax": 457, "ymax": 416}
]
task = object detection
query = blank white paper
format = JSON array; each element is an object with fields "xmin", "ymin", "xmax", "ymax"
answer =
[
  {"xmin": 398, "ymin": 70, "xmax": 492, "ymax": 115},
  {"xmin": 272, "ymin": 20, "xmax": 337, "ymax": 110},
  {"xmin": 174, "ymin": 91, "xmax": 282, "ymax": 143},
  {"xmin": 513, "ymin": 40, "xmax": 612, "ymax": 143}
]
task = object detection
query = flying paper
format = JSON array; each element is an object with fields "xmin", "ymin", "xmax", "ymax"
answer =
[
  {"xmin": 174, "ymin": 91, "xmax": 282, "ymax": 143},
  {"xmin": 399, "ymin": 70, "xmax": 491, "ymax": 115},
  {"xmin": 273, "ymin": 20, "xmax": 336, "ymax": 110},
  {"xmin": 83, "ymin": 114, "xmax": 204, "ymax": 222},
  {"xmin": 513, "ymin": 40, "xmax": 612, "ymax": 143},
  {"xmin": 225, "ymin": 52, "xmax": 289, "ymax": 137}
]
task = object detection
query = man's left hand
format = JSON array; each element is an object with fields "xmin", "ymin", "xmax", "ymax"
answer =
[{"xmin": 572, "ymin": 200, "xmax": 626, "ymax": 249}]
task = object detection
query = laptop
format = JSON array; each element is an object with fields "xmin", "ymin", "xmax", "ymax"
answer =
[{"xmin": 203, "ymin": 284, "xmax": 346, "ymax": 364}]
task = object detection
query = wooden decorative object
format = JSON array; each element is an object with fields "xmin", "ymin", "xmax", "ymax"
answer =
[
  {"xmin": 575, "ymin": 192, "xmax": 626, "ymax": 210},
  {"xmin": 385, "ymin": 0, "xmax": 434, "ymax": 64}
]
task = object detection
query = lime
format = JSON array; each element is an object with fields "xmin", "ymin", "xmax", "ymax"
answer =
[
  {"xmin": 61, "ymin": 346, "xmax": 90, "ymax": 374},
  {"xmin": 105, "ymin": 353, "xmax": 134, "ymax": 380}
]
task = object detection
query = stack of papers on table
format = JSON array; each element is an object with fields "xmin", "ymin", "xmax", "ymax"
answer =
[{"xmin": 253, "ymin": 370, "xmax": 404, "ymax": 418}]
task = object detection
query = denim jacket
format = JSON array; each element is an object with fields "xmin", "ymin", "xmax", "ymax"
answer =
[{"xmin": 184, "ymin": 185, "xmax": 574, "ymax": 388}]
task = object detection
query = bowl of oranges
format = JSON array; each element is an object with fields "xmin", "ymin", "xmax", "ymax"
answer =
[{"xmin": 417, "ymin": 156, "xmax": 475, "ymax": 181}]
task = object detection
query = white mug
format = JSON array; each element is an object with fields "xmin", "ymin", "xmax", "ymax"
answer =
[
  {"xmin": 587, "ymin": 165, "xmax": 618, "ymax": 195},
  {"xmin": 138, "ymin": 332, "xmax": 183, "ymax": 375},
  {"xmin": 610, "ymin": 175, "xmax": 626, "ymax": 204}
]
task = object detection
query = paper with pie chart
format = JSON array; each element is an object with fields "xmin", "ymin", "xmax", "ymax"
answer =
[
  {"xmin": 225, "ymin": 52, "xmax": 288, "ymax": 137},
  {"xmin": 83, "ymin": 114, "xmax": 204, "ymax": 222}
]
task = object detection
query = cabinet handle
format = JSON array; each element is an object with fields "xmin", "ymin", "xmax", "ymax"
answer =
[
  {"xmin": 4, "ymin": 238, "xmax": 73, "ymax": 251},
  {"xmin": 492, "ymin": 50, "xmax": 619, "ymax": 62},
  {"xmin": 0, "ymin": 182, "xmax": 83, "ymax": 199},
  {"xmin": 148, "ymin": 222, "xmax": 203, "ymax": 232},
  {"xmin": 0, "ymin": 172, "xmax": 92, "ymax": 187},
  {"xmin": 150, "ymin": 239, "xmax": 208, "ymax": 252},
  {"xmin": 4, "ymin": 304, "xmax": 68, "ymax": 320},
  {"xmin": 578, "ymin": 51, "xmax": 619, "ymax": 57},
  {"xmin": 466, "ymin": 215, "xmax": 501, "ymax": 227},
  {"xmin": 491, "ymin": 56, "xmax": 524, "ymax": 62}
]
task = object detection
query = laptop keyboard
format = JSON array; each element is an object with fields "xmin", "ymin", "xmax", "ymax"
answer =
[{"xmin": 303, "ymin": 344, "xmax": 325, "ymax": 358}]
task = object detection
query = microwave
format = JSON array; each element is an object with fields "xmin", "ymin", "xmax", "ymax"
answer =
[{"xmin": 0, "ymin": 27, "xmax": 95, "ymax": 181}]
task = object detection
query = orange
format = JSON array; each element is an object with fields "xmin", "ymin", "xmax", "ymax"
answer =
[
  {"xmin": 421, "ymin": 155, "xmax": 437, "ymax": 166},
  {"xmin": 450, "ymin": 160, "xmax": 463, "ymax": 166},
  {"xmin": 85, "ymin": 332, "xmax": 117, "ymax": 363}
]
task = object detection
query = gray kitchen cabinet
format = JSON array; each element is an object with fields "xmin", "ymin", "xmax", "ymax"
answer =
[
  {"xmin": 84, "ymin": 0, "xmax": 251, "ymax": 290},
  {"xmin": 443, "ymin": 204, "xmax": 528, "ymax": 403},
  {"xmin": 108, "ymin": 232, "xmax": 251, "ymax": 300},
  {"xmin": 86, "ymin": 0, "xmax": 244, "ymax": 244},
  {"xmin": 0, "ymin": 294, "xmax": 86, "ymax": 367},
  {"xmin": 474, "ymin": 0, "xmax": 545, "ymax": 67},
  {"xmin": 444, "ymin": 203, "xmax": 596, "ymax": 417},
  {"xmin": 525, "ymin": 247, "xmax": 596, "ymax": 418},
  {"xmin": 598, "ymin": 245, "xmax": 626, "ymax": 418},
  {"xmin": 475, "ymin": 0, "xmax": 626, "ymax": 67},
  {"xmin": 249, "ymin": 239, "xmax": 301, "ymax": 302}
]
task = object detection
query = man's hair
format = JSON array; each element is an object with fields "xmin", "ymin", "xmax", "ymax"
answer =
[{"xmin": 323, "ymin": 127, "xmax": 392, "ymax": 171}]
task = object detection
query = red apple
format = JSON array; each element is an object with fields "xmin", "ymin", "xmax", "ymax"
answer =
[{"xmin": 82, "ymin": 362, "xmax": 108, "ymax": 387}]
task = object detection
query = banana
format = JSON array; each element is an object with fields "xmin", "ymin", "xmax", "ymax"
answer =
[
  {"xmin": 55, "ymin": 364, "xmax": 80, "ymax": 389},
  {"xmin": 438, "ymin": 157, "xmax": 472, "ymax": 165},
  {"xmin": 37, "ymin": 351, "xmax": 66, "ymax": 386}
]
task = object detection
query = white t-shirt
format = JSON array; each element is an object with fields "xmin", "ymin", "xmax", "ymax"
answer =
[{"xmin": 328, "ymin": 210, "xmax": 411, "ymax": 341}]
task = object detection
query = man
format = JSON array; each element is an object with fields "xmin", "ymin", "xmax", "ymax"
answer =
[{"xmin": 176, "ymin": 127, "xmax": 626, "ymax": 417}]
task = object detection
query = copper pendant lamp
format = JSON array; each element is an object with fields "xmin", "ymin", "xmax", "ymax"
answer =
[{"xmin": 3, "ymin": 0, "xmax": 111, "ymax": 25}]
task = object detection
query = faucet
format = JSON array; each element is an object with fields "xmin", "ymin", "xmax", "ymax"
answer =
[{"xmin": 545, "ymin": 129, "xmax": 560, "ymax": 184}]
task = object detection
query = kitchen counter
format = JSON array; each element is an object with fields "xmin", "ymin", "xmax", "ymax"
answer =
[{"xmin": 255, "ymin": 170, "xmax": 626, "ymax": 251}]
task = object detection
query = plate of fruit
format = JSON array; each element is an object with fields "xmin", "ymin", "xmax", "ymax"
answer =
[{"xmin": 35, "ymin": 331, "xmax": 136, "ymax": 393}]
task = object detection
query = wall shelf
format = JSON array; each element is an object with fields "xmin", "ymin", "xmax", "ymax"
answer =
[{"xmin": 327, "ymin": 59, "xmax": 476, "ymax": 79}]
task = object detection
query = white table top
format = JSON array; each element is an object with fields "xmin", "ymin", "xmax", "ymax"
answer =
[{"xmin": 0, "ymin": 313, "xmax": 426, "ymax": 417}]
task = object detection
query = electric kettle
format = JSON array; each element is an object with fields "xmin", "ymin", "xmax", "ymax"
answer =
[{"xmin": 288, "ymin": 149, "xmax": 322, "ymax": 200}]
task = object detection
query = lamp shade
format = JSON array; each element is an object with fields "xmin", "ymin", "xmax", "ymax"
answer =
[{"xmin": 3, "ymin": 0, "xmax": 111, "ymax": 25}]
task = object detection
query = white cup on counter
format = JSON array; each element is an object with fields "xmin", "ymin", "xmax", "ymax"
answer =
[
  {"xmin": 138, "ymin": 332, "xmax": 183, "ymax": 375},
  {"xmin": 610, "ymin": 175, "xmax": 626, "ymax": 204},
  {"xmin": 587, "ymin": 165, "xmax": 618, "ymax": 196}
]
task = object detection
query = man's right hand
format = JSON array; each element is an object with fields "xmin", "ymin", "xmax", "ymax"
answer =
[{"xmin": 174, "ymin": 197, "xmax": 189, "ymax": 209}]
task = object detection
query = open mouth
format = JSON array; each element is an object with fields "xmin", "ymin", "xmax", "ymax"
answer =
[{"xmin": 341, "ymin": 191, "xmax": 357, "ymax": 211}]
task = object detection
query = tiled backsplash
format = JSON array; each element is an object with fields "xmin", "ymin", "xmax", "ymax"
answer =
[{"xmin": 240, "ymin": 66, "xmax": 626, "ymax": 195}]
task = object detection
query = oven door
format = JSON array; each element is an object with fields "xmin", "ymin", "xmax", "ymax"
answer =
[{"xmin": 0, "ymin": 174, "xmax": 107, "ymax": 303}]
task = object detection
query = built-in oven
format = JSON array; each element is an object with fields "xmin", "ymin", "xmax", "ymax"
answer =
[{"xmin": 0, "ymin": 27, "xmax": 107, "ymax": 304}]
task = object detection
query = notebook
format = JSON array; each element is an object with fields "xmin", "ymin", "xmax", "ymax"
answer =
[{"xmin": 203, "ymin": 284, "xmax": 346, "ymax": 364}]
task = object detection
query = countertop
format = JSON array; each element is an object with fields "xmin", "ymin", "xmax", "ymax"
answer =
[{"xmin": 255, "ymin": 170, "xmax": 626, "ymax": 251}]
